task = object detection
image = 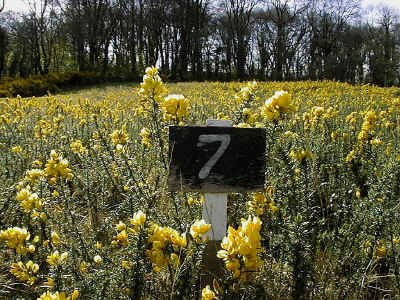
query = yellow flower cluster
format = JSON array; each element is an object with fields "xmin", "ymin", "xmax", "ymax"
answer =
[
  {"xmin": 146, "ymin": 224, "xmax": 187, "ymax": 271},
  {"xmin": 248, "ymin": 189, "xmax": 278, "ymax": 216},
  {"xmin": 110, "ymin": 126, "xmax": 129, "ymax": 148},
  {"xmin": 346, "ymin": 111, "xmax": 358, "ymax": 131},
  {"xmin": 11, "ymin": 145, "xmax": 22, "ymax": 153},
  {"xmin": 129, "ymin": 210, "xmax": 146, "ymax": 231},
  {"xmin": 53, "ymin": 113, "xmax": 64, "ymax": 130},
  {"xmin": 241, "ymin": 107, "xmax": 260, "ymax": 125},
  {"xmin": 112, "ymin": 222, "xmax": 128, "ymax": 247},
  {"xmin": 190, "ymin": 219, "xmax": 211, "ymax": 241},
  {"xmin": 187, "ymin": 194, "xmax": 204, "ymax": 205},
  {"xmin": 10, "ymin": 260, "xmax": 39, "ymax": 285},
  {"xmin": 345, "ymin": 110, "xmax": 379, "ymax": 162},
  {"xmin": 376, "ymin": 244, "xmax": 387, "ymax": 260},
  {"xmin": 217, "ymin": 216, "xmax": 263, "ymax": 281},
  {"xmin": 139, "ymin": 66, "xmax": 167, "ymax": 102},
  {"xmin": 289, "ymin": 148, "xmax": 312, "ymax": 164},
  {"xmin": 235, "ymin": 81, "xmax": 257, "ymax": 103},
  {"xmin": 357, "ymin": 110, "xmax": 377, "ymax": 142},
  {"xmin": 201, "ymin": 285, "xmax": 217, "ymax": 300},
  {"xmin": 38, "ymin": 290, "xmax": 79, "ymax": 300},
  {"xmin": 111, "ymin": 211, "xmax": 146, "ymax": 247},
  {"xmin": 161, "ymin": 94, "xmax": 189, "ymax": 121},
  {"xmin": 346, "ymin": 149, "xmax": 357, "ymax": 163},
  {"xmin": 302, "ymin": 105, "xmax": 339, "ymax": 130},
  {"xmin": 139, "ymin": 127, "xmax": 151, "ymax": 148},
  {"xmin": 44, "ymin": 150, "xmax": 73, "ymax": 183},
  {"xmin": 121, "ymin": 260, "xmax": 132, "ymax": 269},
  {"xmin": 261, "ymin": 91, "xmax": 296, "ymax": 121},
  {"xmin": 34, "ymin": 119, "xmax": 53, "ymax": 139},
  {"xmin": 16, "ymin": 186, "xmax": 42, "ymax": 213},
  {"xmin": 70, "ymin": 140, "xmax": 88, "ymax": 155},
  {"xmin": 25, "ymin": 168, "xmax": 45, "ymax": 185},
  {"xmin": 46, "ymin": 250, "xmax": 68, "ymax": 266},
  {"xmin": 0, "ymin": 227, "xmax": 34, "ymax": 255},
  {"xmin": 51, "ymin": 231, "xmax": 61, "ymax": 247}
]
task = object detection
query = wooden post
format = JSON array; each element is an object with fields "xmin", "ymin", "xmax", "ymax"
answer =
[{"xmin": 202, "ymin": 119, "xmax": 232, "ymax": 281}]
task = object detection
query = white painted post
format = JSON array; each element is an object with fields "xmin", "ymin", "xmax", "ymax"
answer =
[{"xmin": 202, "ymin": 119, "xmax": 232, "ymax": 241}]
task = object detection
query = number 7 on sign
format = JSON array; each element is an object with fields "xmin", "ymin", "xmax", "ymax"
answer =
[{"xmin": 196, "ymin": 134, "xmax": 231, "ymax": 179}]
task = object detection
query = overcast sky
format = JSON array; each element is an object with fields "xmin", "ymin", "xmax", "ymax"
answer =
[
  {"xmin": 363, "ymin": 0, "xmax": 400, "ymax": 10},
  {"xmin": 3, "ymin": 0, "xmax": 400, "ymax": 13}
]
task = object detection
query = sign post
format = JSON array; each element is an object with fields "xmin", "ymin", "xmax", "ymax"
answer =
[
  {"xmin": 202, "ymin": 119, "xmax": 232, "ymax": 242},
  {"xmin": 202, "ymin": 120, "xmax": 231, "ymax": 280},
  {"xmin": 168, "ymin": 119, "xmax": 266, "ymax": 280}
]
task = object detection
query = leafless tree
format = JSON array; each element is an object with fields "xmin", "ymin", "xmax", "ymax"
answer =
[
  {"xmin": 221, "ymin": 0, "xmax": 259, "ymax": 80},
  {"xmin": 1, "ymin": 0, "xmax": 399, "ymax": 85}
]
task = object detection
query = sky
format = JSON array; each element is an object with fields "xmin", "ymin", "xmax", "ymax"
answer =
[
  {"xmin": 3, "ymin": 0, "xmax": 27, "ymax": 12},
  {"xmin": 2, "ymin": 0, "xmax": 400, "ymax": 13},
  {"xmin": 363, "ymin": 0, "xmax": 400, "ymax": 10}
]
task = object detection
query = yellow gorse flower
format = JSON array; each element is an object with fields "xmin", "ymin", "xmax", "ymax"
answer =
[
  {"xmin": 25, "ymin": 169, "xmax": 45, "ymax": 184},
  {"xmin": 217, "ymin": 216, "xmax": 263, "ymax": 281},
  {"xmin": 16, "ymin": 186, "xmax": 42, "ymax": 213},
  {"xmin": 46, "ymin": 250, "xmax": 68, "ymax": 266},
  {"xmin": 46, "ymin": 277, "xmax": 55, "ymax": 287},
  {"xmin": 71, "ymin": 290, "xmax": 79, "ymax": 300},
  {"xmin": 116, "ymin": 221, "xmax": 126, "ymax": 232},
  {"xmin": 140, "ymin": 127, "xmax": 151, "ymax": 148},
  {"xmin": 79, "ymin": 261, "xmax": 88, "ymax": 275},
  {"xmin": 190, "ymin": 219, "xmax": 211, "ymax": 241},
  {"xmin": 44, "ymin": 150, "xmax": 73, "ymax": 182},
  {"xmin": 146, "ymin": 223, "xmax": 186, "ymax": 271},
  {"xmin": 201, "ymin": 285, "xmax": 217, "ymax": 300},
  {"xmin": 110, "ymin": 126, "xmax": 129, "ymax": 147},
  {"xmin": 139, "ymin": 66, "xmax": 167, "ymax": 102},
  {"xmin": 376, "ymin": 240, "xmax": 387, "ymax": 260},
  {"xmin": 161, "ymin": 94, "xmax": 189, "ymax": 121},
  {"xmin": 235, "ymin": 81, "xmax": 257, "ymax": 103},
  {"xmin": 129, "ymin": 210, "xmax": 146, "ymax": 231},
  {"xmin": 248, "ymin": 190, "xmax": 278, "ymax": 215},
  {"xmin": 70, "ymin": 140, "xmax": 88, "ymax": 154},
  {"xmin": 112, "ymin": 230, "xmax": 128, "ymax": 246},
  {"xmin": 121, "ymin": 260, "xmax": 132, "ymax": 269},
  {"xmin": 289, "ymin": 149, "xmax": 312, "ymax": 164},
  {"xmin": 38, "ymin": 291, "xmax": 69, "ymax": 300},
  {"xmin": 51, "ymin": 231, "xmax": 61, "ymax": 247},
  {"xmin": 261, "ymin": 90, "xmax": 296, "ymax": 121},
  {"xmin": 10, "ymin": 260, "xmax": 39, "ymax": 285},
  {"xmin": 0, "ymin": 227, "xmax": 32, "ymax": 255},
  {"xmin": 11, "ymin": 145, "xmax": 22, "ymax": 153},
  {"xmin": 111, "ymin": 213, "xmax": 147, "ymax": 246}
]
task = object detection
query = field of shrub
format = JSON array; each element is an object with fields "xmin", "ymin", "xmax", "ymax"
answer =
[
  {"xmin": 0, "ymin": 71, "xmax": 111, "ymax": 98},
  {"xmin": 1, "ymin": 67, "xmax": 400, "ymax": 299}
]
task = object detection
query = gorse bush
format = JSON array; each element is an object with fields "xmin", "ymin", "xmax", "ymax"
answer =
[
  {"xmin": 1, "ymin": 68, "xmax": 400, "ymax": 299},
  {"xmin": 0, "ymin": 71, "xmax": 103, "ymax": 98}
]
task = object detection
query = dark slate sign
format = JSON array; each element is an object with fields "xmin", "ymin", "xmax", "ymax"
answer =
[{"xmin": 168, "ymin": 126, "xmax": 266, "ymax": 192}]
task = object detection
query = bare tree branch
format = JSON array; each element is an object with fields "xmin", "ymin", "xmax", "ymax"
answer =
[{"xmin": 0, "ymin": 0, "xmax": 5, "ymax": 13}]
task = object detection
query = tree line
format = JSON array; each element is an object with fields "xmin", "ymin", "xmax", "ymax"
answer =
[{"xmin": 0, "ymin": 0, "xmax": 399, "ymax": 86}]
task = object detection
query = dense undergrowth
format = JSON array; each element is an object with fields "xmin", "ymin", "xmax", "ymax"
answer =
[{"xmin": 0, "ymin": 72, "xmax": 115, "ymax": 98}]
